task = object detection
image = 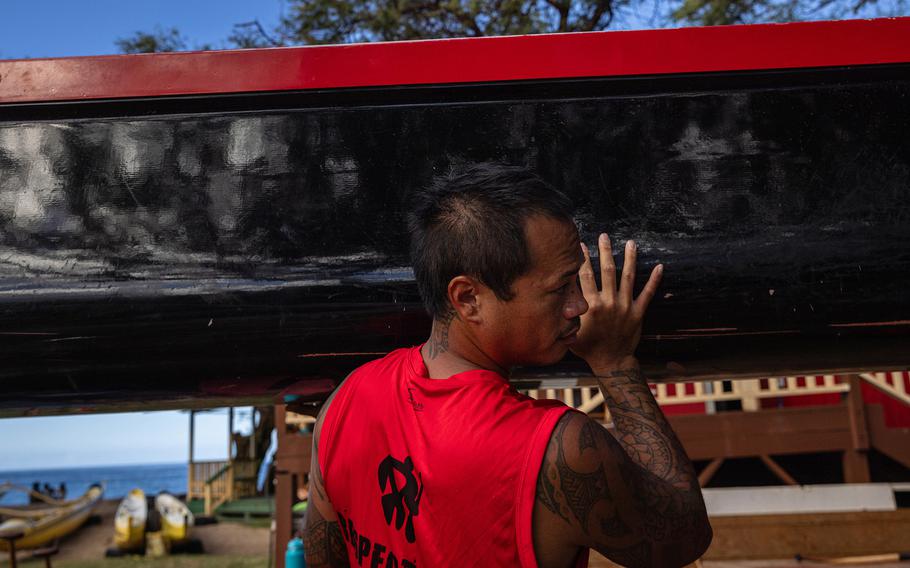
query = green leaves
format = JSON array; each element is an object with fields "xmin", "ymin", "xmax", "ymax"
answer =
[
  {"xmin": 114, "ymin": 0, "xmax": 901, "ymax": 54},
  {"xmin": 115, "ymin": 27, "xmax": 188, "ymax": 54}
]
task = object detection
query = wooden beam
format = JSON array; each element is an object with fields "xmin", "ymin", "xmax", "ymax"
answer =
[
  {"xmin": 188, "ymin": 410, "xmax": 195, "ymax": 497},
  {"xmin": 843, "ymin": 449, "xmax": 872, "ymax": 484},
  {"xmin": 867, "ymin": 404, "xmax": 910, "ymax": 470},
  {"xmin": 846, "ymin": 375, "xmax": 870, "ymax": 450},
  {"xmin": 274, "ymin": 469, "xmax": 292, "ymax": 568},
  {"xmin": 227, "ymin": 407, "xmax": 234, "ymax": 461},
  {"xmin": 668, "ymin": 405, "xmax": 852, "ymax": 460},
  {"xmin": 844, "ymin": 375, "xmax": 871, "ymax": 483},
  {"xmin": 250, "ymin": 408, "xmax": 257, "ymax": 460},
  {"xmin": 274, "ymin": 404, "xmax": 294, "ymax": 568},
  {"xmin": 698, "ymin": 457, "xmax": 724, "ymax": 488},
  {"xmin": 702, "ymin": 510, "xmax": 910, "ymax": 560},
  {"xmin": 759, "ymin": 454, "xmax": 798, "ymax": 486}
]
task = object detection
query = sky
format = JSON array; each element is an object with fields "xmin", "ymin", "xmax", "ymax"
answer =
[
  {"xmin": 0, "ymin": 0, "xmax": 283, "ymax": 471},
  {"xmin": 0, "ymin": 408, "xmax": 258, "ymax": 471},
  {"xmin": 0, "ymin": 0, "xmax": 285, "ymax": 60}
]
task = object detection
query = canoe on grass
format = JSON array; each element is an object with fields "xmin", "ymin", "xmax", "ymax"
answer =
[
  {"xmin": 0, "ymin": 484, "xmax": 102, "ymax": 550},
  {"xmin": 155, "ymin": 492, "xmax": 194, "ymax": 547},
  {"xmin": 113, "ymin": 489, "xmax": 147, "ymax": 552}
]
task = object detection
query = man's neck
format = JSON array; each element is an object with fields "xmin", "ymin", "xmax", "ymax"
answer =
[{"xmin": 421, "ymin": 315, "xmax": 507, "ymax": 379}]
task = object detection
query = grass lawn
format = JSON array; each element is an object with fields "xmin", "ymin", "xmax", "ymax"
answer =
[{"xmin": 47, "ymin": 557, "xmax": 267, "ymax": 568}]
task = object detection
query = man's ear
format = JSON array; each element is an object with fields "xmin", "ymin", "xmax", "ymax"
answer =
[{"xmin": 447, "ymin": 275, "xmax": 484, "ymax": 324}]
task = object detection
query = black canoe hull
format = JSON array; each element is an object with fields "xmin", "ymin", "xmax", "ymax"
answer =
[{"xmin": 2, "ymin": 62, "xmax": 910, "ymax": 416}]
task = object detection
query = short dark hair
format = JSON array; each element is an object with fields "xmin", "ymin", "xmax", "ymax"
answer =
[{"xmin": 408, "ymin": 163, "xmax": 575, "ymax": 319}]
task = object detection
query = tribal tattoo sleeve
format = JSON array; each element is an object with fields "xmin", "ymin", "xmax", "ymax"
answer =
[
  {"xmin": 303, "ymin": 379, "xmax": 352, "ymax": 568},
  {"xmin": 536, "ymin": 367, "xmax": 712, "ymax": 567},
  {"xmin": 303, "ymin": 500, "xmax": 350, "ymax": 567}
]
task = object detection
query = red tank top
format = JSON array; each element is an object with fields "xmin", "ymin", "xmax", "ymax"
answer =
[{"xmin": 319, "ymin": 346, "xmax": 589, "ymax": 568}]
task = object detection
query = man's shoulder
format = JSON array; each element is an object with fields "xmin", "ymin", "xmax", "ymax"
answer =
[{"xmin": 348, "ymin": 346, "xmax": 416, "ymax": 381}]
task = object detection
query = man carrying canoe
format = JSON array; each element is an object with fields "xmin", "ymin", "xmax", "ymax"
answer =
[{"xmin": 304, "ymin": 163, "xmax": 712, "ymax": 567}]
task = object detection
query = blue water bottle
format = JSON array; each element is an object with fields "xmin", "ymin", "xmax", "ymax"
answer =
[{"xmin": 286, "ymin": 537, "xmax": 307, "ymax": 568}]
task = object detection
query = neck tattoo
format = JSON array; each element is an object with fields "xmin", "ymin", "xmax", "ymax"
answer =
[{"xmin": 426, "ymin": 311, "xmax": 454, "ymax": 359}]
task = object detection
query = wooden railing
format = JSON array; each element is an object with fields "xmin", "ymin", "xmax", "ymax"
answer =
[
  {"xmin": 188, "ymin": 460, "xmax": 231, "ymax": 515},
  {"xmin": 188, "ymin": 460, "xmax": 228, "ymax": 501},
  {"xmin": 231, "ymin": 459, "xmax": 260, "ymax": 500},
  {"xmin": 203, "ymin": 463, "xmax": 233, "ymax": 516},
  {"xmin": 861, "ymin": 371, "xmax": 910, "ymax": 405},
  {"xmin": 188, "ymin": 459, "xmax": 261, "ymax": 515},
  {"xmin": 523, "ymin": 372, "xmax": 909, "ymax": 417}
]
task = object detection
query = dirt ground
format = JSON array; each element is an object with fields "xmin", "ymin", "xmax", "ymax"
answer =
[
  {"xmin": 1, "ymin": 499, "xmax": 269, "ymax": 566},
  {"xmin": 3, "ymin": 500, "xmax": 906, "ymax": 567}
]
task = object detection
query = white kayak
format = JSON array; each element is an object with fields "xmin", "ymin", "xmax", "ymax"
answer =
[
  {"xmin": 155, "ymin": 492, "xmax": 194, "ymax": 547},
  {"xmin": 113, "ymin": 489, "xmax": 147, "ymax": 551}
]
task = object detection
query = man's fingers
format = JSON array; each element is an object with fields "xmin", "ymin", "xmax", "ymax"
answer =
[
  {"xmin": 598, "ymin": 233, "xmax": 616, "ymax": 300},
  {"xmin": 578, "ymin": 242, "xmax": 598, "ymax": 298},
  {"xmin": 633, "ymin": 264, "xmax": 663, "ymax": 317},
  {"xmin": 618, "ymin": 240, "xmax": 637, "ymax": 305}
]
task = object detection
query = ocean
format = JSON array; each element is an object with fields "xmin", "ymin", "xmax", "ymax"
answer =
[{"xmin": 0, "ymin": 462, "xmax": 186, "ymax": 506}]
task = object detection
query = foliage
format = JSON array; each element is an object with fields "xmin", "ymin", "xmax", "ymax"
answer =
[
  {"xmin": 114, "ymin": 0, "xmax": 909, "ymax": 54},
  {"xmin": 116, "ymin": 0, "xmax": 645, "ymax": 54},
  {"xmin": 274, "ymin": 0, "xmax": 632, "ymax": 45},
  {"xmin": 115, "ymin": 27, "xmax": 189, "ymax": 54},
  {"xmin": 670, "ymin": 0, "xmax": 887, "ymax": 25}
]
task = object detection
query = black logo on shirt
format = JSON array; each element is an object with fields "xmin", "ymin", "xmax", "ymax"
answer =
[{"xmin": 378, "ymin": 455, "xmax": 423, "ymax": 543}]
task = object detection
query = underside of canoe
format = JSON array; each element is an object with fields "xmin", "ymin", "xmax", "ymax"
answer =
[{"xmin": 1, "ymin": 19, "xmax": 910, "ymax": 416}]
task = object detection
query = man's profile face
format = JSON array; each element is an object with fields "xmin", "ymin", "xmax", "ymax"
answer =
[{"xmin": 476, "ymin": 214, "xmax": 588, "ymax": 368}]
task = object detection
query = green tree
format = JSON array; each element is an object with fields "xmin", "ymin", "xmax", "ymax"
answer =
[
  {"xmin": 672, "ymin": 0, "xmax": 906, "ymax": 25},
  {"xmin": 116, "ymin": 0, "xmax": 907, "ymax": 52},
  {"xmin": 275, "ymin": 0, "xmax": 632, "ymax": 44},
  {"xmin": 116, "ymin": 26, "xmax": 188, "ymax": 54},
  {"xmin": 117, "ymin": 0, "xmax": 643, "ymax": 54}
]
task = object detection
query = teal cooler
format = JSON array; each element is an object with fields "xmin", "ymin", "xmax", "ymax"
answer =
[{"xmin": 286, "ymin": 537, "xmax": 307, "ymax": 568}]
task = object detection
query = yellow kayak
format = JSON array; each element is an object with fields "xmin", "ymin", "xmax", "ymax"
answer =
[
  {"xmin": 155, "ymin": 492, "xmax": 194, "ymax": 548},
  {"xmin": 113, "ymin": 489, "xmax": 147, "ymax": 552},
  {"xmin": 0, "ymin": 484, "xmax": 102, "ymax": 550}
]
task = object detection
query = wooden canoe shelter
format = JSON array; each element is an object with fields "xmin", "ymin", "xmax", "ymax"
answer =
[
  {"xmin": 185, "ymin": 408, "xmax": 260, "ymax": 517},
  {"xmin": 1, "ymin": 15, "xmax": 910, "ymax": 566}
]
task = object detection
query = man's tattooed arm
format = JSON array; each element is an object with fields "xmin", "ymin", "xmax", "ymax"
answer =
[
  {"xmin": 304, "ymin": 379, "xmax": 352, "ymax": 568},
  {"xmin": 533, "ymin": 366, "xmax": 712, "ymax": 568},
  {"xmin": 303, "ymin": 499, "xmax": 349, "ymax": 567},
  {"xmin": 595, "ymin": 366, "xmax": 698, "ymax": 490}
]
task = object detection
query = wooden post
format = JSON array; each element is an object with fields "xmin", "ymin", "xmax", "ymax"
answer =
[
  {"xmin": 250, "ymin": 408, "xmax": 257, "ymax": 460},
  {"xmin": 844, "ymin": 375, "xmax": 871, "ymax": 483},
  {"xmin": 275, "ymin": 469, "xmax": 292, "ymax": 568},
  {"xmin": 2, "ymin": 534, "xmax": 21, "ymax": 568},
  {"xmin": 8, "ymin": 541, "xmax": 16, "ymax": 568},
  {"xmin": 274, "ymin": 404, "xmax": 291, "ymax": 568},
  {"xmin": 759, "ymin": 454, "xmax": 798, "ymax": 485},
  {"xmin": 737, "ymin": 379, "xmax": 761, "ymax": 411},
  {"xmin": 227, "ymin": 407, "xmax": 234, "ymax": 460},
  {"xmin": 204, "ymin": 484, "xmax": 213, "ymax": 516},
  {"xmin": 188, "ymin": 410, "xmax": 195, "ymax": 498},
  {"xmin": 698, "ymin": 457, "xmax": 724, "ymax": 487},
  {"xmin": 227, "ymin": 464, "xmax": 235, "ymax": 502}
]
